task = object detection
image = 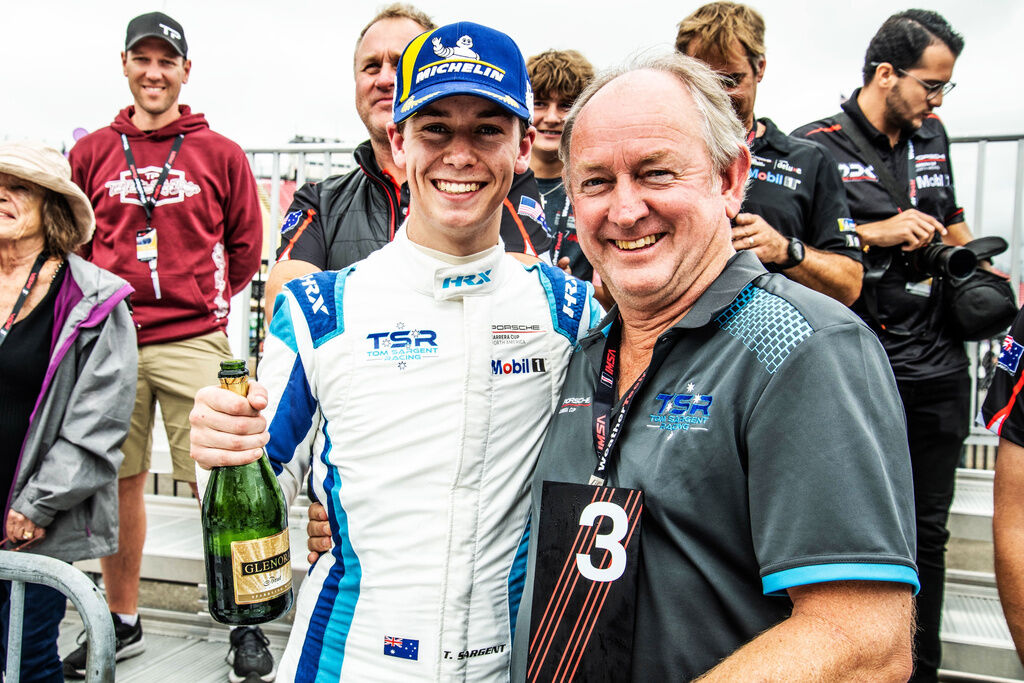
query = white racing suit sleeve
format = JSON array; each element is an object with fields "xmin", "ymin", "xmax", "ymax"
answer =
[{"xmin": 260, "ymin": 288, "xmax": 322, "ymax": 506}]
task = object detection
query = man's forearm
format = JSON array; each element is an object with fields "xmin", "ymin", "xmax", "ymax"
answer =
[
  {"xmin": 695, "ymin": 581, "xmax": 913, "ymax": 682},
  {"xmin": 784, "ymin": 249, "xmax": 863, "ymax": 306},
  {"xmin": 994, "ymin": 439, "xmax": 1024, "ymax": 663}
]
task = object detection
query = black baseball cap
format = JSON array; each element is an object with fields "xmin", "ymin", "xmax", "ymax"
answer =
[{"xmin": 125, "ymin": 12, "xmax": 188, "ymax": 58}]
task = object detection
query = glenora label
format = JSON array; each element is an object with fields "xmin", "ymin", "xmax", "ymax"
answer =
[{"xmin": 230, "ymin": 529, "xmax": 292, "ymax": 604}]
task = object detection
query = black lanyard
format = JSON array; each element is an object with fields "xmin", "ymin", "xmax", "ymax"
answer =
[
  {"xmin": 590, "ymin": 318, "xmax": 676, "ymax": 485},
  {"xmin": 120, "ymin": 133, "xmax": 185, "ymax": 227},
  {"xmin": 906, "ymin": 139, "xmax": 918, "ymax": 208},
  {"xmin": 0, "ymin": 252, "xmax": 48, "ymax": 350}
]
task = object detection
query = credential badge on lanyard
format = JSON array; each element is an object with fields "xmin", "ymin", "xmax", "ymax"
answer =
[
  {"xmin": 528, "ymin": 319, "xmax": 673, "ymax": 682},
  {"xmin": 121, "ymin": 133, "xmax": 184, "ymax": 300}
]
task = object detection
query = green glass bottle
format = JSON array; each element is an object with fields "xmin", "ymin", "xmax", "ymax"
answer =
[{"xmin": 201, "ymin": 359, "xmax": 293, "ymax": 624}]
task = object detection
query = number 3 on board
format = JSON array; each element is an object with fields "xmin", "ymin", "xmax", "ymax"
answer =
[{"xmin": 575, "ymin": 501, "xmax": 628, "ymax": 582}]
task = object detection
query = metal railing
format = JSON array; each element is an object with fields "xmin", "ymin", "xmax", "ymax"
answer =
[
  {"xmin": 950, "ymin": 133, "xmax": 1024, "ymax": 292},
  {"xmin": 0, "ymin": 551, "xmax": 114, "ymax": 682},
  {"xmin": 246, "ymin": 142, "xmax": 358, "ymax": 249}
]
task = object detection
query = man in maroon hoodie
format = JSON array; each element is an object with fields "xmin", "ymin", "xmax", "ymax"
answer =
[{"xmin": 66, "ymin": 11, "xmax": 266, "ymax": 682}]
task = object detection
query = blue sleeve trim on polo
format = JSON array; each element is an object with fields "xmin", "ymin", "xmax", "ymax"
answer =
[{"xmin": 762, "ymin": 563, "xmax": 920, "ymax": 596}]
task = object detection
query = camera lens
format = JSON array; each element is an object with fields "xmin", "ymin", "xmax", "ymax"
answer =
[{"xmin": 910, "ymin": 244, "xmax": 976, "ymax": 282}]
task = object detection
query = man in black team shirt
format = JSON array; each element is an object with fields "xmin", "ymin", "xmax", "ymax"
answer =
[
  {"xmin": 266, "ymin": 3, "xmax": 551, "ymax": 318},
  {"xmin": 677, "ymin": 2, "xmax": 862, "ymax": 305},
  {"xmin": 526, "ymin": 50, "xmax": 594, "ymax": 281},
  {"xmin": 794, "ymin": 10, "xmax": 969, "ymax": 681}
]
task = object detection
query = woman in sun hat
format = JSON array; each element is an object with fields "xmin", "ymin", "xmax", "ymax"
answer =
[{"xmin": 0, "ymin": 139, "xmax": 136, "ymax": 680}]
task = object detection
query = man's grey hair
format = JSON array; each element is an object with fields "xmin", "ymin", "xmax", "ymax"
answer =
[{"xmin": 559, "ymin": 53, "xmax": 746, "ymax": 183}]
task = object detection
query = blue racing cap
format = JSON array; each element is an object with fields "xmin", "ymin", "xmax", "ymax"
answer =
[{"xmin": 393, "ymin": 21, "xmax": 533, "ymax": 124}]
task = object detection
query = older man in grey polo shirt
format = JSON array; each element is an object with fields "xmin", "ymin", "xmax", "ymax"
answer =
[{"xmin": 511, "ymin": 53, "xmax": 919, "ymax": 681}]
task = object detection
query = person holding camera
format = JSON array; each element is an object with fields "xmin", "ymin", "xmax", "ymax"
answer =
[{"xmin": 793, "ymin": 10, "xmax": 970, "ymax": 682}]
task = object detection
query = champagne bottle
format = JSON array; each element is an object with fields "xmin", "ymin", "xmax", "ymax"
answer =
[{"xmin": 201, "ymin": 359, "xmax": 293, "ymax": 624}]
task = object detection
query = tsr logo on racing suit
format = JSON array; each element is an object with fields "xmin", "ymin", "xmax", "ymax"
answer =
[
  {"xmin": 442, "ymin": 270, "xmax": 492, "ymax": 288},
  {"xmin": 649, "ymin": 392, "xmax": 713, "ymax": 431},
  {"xmin": 491, "ymin": 358, "xmax": 547, "ymax": 375},
  {"xmin": 366, "ymin": 324, "xmax": 439, "ymax": 366},
  {"xmin": 367, "ymin": 329, "xmax": 438, "ymax": 349}
]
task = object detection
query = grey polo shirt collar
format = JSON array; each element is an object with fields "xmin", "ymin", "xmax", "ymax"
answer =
[{"xmin": 586, "ymin": 250, "xmax": 766, "ymax": 344}]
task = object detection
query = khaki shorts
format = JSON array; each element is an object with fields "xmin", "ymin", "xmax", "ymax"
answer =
[{"xmin": 121, "ymin": 331, "xmax": 233, "ymax": 483}]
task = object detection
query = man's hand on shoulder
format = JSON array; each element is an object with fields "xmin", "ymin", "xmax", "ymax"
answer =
[
  {"xmin": 857, "ymin": 209, "xmax": 946, "ymax": 251},
  {"xmin": 189, "ymin": 381, "xmax": 270, "ymax": 469}
]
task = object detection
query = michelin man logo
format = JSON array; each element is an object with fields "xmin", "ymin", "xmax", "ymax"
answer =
[{"xmin": 433, "ymin": 35, "xmax": 479, "ymax": 60}]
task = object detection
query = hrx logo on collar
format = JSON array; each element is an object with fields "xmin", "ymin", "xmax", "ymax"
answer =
[{"xmin": 442, "ymin": 270, "xmax": 492, "ymax": 288}]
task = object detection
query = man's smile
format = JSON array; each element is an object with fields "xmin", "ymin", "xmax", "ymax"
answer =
[
  {"xmin": 434, "ymin": 180, "xmax": 483, "ymax": 194},
  {"xmin": 614, "ymin": 234, "xmax": 663, "ymax": 251}
]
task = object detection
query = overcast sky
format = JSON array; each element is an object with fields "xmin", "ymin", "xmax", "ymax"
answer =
[{"xmin": 4, "ymin": 0, "xmax": 1020, "ymax": 148}]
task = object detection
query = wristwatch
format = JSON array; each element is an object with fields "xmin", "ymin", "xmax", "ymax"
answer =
[{"xmin": 780, "ymin": 237, "xmax": 805, "ymax": 269}]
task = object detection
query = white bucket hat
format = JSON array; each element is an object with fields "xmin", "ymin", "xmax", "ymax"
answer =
[{"xmin": 0, "ymin": 140, "xmax": 95, "ymax": 244}]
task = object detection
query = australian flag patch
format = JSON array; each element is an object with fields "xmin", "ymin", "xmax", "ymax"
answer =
[
  {"xmin": 998, "ymin": 335, "xmax": 1024, "ymax": 373},
  {"xmin": 383, "ymin": 635, "xmax": 419, "ymax": 660}
]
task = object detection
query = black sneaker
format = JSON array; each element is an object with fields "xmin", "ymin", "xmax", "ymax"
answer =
[
  {"xmin": 227, "ymin": 625, "xmax": 276, "ymax": 683},
  {"xmin": 62, "ymin": 612, "xmax": 145, "ymax": 679}
]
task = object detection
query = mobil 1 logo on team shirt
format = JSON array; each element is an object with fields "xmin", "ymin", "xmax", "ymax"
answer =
[{"xmin": 528, "ymin": 482, "xmax": 642, "ymax": 682}]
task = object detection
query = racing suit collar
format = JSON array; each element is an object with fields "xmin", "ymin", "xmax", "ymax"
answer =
[{"xmin": 394, "ymin": 224, "xmax": 506, "ymax": 301}]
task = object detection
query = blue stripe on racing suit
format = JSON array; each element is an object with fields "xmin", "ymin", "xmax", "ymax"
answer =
[{"xmin": 297, "ymin": 418, "xmax": 362, "ymax": 680}]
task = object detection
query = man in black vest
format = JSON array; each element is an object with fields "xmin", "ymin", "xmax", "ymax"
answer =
[{"xmin": 793, "ymin": 11, "xmax": 971, "ymax": 681}]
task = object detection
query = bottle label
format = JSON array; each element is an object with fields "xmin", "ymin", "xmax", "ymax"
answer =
[
  {"xmin": 220, "ymin": 374, "xmax": 248, "ymax": 397},
  {"xmin": 230, "ymin": 529, "xmax": 292, "ymax": 604}
]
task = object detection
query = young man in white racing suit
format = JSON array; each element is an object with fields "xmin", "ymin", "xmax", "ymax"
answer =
[{"xmin": 189, "ymin": 21, "xmax": 600, "ymax": 682}]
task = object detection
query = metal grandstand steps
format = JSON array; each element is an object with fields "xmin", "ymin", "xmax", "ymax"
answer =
[
  {"xmin": 941, "ymin": 468, "xmax": 1024, "ymax": 681},
  {"xmin": 58, "ymin": 607, "xmax": 289, "ymax": 682},
  {"xmin": 949, "ymin": 468, "xmax": 996, "ymax": 543}
]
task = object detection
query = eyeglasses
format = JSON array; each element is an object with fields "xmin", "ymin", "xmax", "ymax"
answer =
[{"xmin": 897, "ymin": 69, "xmax": 956, "ymax": 100}]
